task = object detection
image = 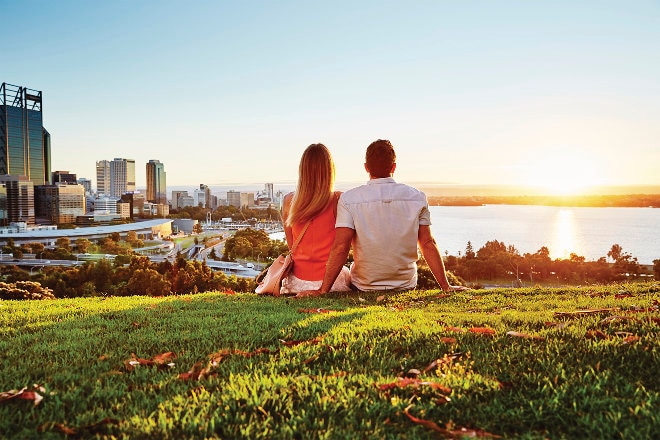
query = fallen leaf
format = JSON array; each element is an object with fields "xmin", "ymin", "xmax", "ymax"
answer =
[
  {"xmin": 279, "ymin": 337, "xmax": 322, "ymax": 347},
  {"xmin": 124, "ymin": 352, "xmax": 176, "ymax": 371},
  {"xmin": 615, "ymin": 293, "xmax": 633, "ymax": 299},
  {"xmin": 0, "ymin": 385, "xmax": 45, "ymax": 406},
  {"xmin": 298, "ymin": 308, "xmax": 334, "ymax": 314},
  {"xmin": 404, "ymin": 406, "xmax": 448, "ymax": 434},
  {"xmin": 469, "ymin": 327, "xmax": 496, "ymax": 335},
  {"xmin": 554, "ymin": 308, "xmax": 620, "ymax": 318},
  {"xmin": 506, "ymin": 331, "xmax": 544, "ymax": 341},
  {"xmin": 435, "ymin": 395, "xmax": 452, "ymax": 405},
  {"xmin": 445, "ymin": 326, "xmax": 465, "ymax": 333},
  {"xmin": 585, "ymin": 330, "xmax": 608, "ymax": 340},
  {"xmin": 440, "ymin": 337, "xmax": 457, "ymax": 344},
  {"xmin": 302, "ymin": 354, "xmax": 320, "ymax": 365},
  {"xmin": 377, "ymin": 378, "xmax": 451, "ymax": 394},
  {"xmin": 622, "ymin": 335, "xmax": 640, "ymax": 344},
  {"xmin": 405, "ymin": 369, "xmax": 422, "ymax": 378}
]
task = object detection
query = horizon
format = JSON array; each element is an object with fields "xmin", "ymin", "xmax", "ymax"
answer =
[
  {"xmin": 4, "ymin": 2, "xmax": 660, "ymax": 191},
  {"xmin": 148, "ymin": 182, "xmax": 660, "ymax": 199}
]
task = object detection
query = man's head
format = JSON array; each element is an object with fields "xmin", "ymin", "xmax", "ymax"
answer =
[{"xmin": 365, "ymin": 139, "xmax": 396, "ymax": 178}]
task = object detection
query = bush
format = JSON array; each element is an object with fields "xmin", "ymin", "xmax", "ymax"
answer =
[{"xmin": 0, "ymin": 281, "xmax": 55, "ymax": 300}]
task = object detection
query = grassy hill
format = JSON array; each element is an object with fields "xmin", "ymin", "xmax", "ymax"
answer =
[{"xmin": 1, "ymin": 283, "xmax": 658, "ymax": 439}]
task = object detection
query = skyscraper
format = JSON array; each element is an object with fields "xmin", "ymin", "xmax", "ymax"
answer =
[
  {"xmin": 96, "ymin": 160, "xmax": 110, "ymax": 195},
  {"xmin": 0, "ymin": 83, "xmax": 51, "ymax": 185},
  {"xmin": 146, "ymin": 160, "xmax": 166, "ymax": 204},
  {"xmin": 0, "ymin": 175, "xmax": 35, "ymax": 224},
  {"xmin": 110, "ymin": 158, "xmax": 135, "ymax": 197}
]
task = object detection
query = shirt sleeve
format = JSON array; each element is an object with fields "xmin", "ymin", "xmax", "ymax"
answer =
[
  {"xmin": 335, "ymin": 195, "xmax": 355, "ymax": 229},
  {"xmin": 419, "ymin": 201, "xmax": 431, "ymax": 226}
]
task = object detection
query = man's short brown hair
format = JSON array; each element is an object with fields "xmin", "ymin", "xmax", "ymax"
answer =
[{"xmin": 366, "ymin": 139, "xmax": 396, "ymax": 178}]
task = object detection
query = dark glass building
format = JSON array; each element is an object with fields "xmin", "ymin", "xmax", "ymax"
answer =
[
  {"xmin": 146, "ymin": 159, "xmax": 167, "ymax": 205},
  {"xmin": 1, "ymin": 82, "xmax": 51, "ymax": 185}
]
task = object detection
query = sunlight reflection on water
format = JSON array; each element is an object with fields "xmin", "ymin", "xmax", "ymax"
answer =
[{"xmin": 551, "ymin": 209, "xmax": 581, "ymax": 260}]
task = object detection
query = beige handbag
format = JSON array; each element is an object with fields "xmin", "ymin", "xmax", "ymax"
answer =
[{"xmin": 255, "ymin": 221, "xmax": 310, "ymax": 296}]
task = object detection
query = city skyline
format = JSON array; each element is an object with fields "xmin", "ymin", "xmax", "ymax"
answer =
[{"xmin": 3, "ymin": 1, "xmax": 660, "ymax": 194}]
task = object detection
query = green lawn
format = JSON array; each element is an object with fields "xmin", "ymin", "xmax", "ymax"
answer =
[{"xmin": 1, "ymin": 283, "xmax": 658, "ymax": 439}]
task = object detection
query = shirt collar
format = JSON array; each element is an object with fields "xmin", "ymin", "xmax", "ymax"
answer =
[{"xmin": 367, "ymin": 177, "xmax": 396, "ymax": 185}]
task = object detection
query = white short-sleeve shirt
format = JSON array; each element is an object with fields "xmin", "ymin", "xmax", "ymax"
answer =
[{"xmin": 336, "ymin": 177, "xmax": 431, "ymax": 291}]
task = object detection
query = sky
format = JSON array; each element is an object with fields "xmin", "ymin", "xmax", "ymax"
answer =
[{"xmin": 3, "ymin": 0, "xmax": 660, "ymax": 193}]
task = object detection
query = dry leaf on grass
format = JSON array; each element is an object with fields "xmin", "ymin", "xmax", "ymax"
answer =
[
  {"xmin": 298, "ymin": 308, "xmax": 334, "ymax": 314},
  {"xmin": 377, "ymin": 378, "xmax": 451, "ymax": 395},
  {"xmin": 445, "ymin": 326, "xmax": 465, "ymax": 333},
  {"xmin": 585, "ymin": 330, "xmax": 608, "ymax": 340},
  {"xmin": 554, "ymin": 308, "xmax": 620, "ymax": 318},
  {"xmin": 404, "ymin": 406, "xmax": 502, "ymax": 438},
  {"xmin": 124, "ymin": 352, "xmax": 176, "ymax": 371},
  {"xmin": 0, "ymin": 384, "xmax": 45, "ymax": 406},
  {"xmin": 469, "ymin": 327, "xmax": 496, "ymax": 336},
  {"xmin": 506, "ymin": 331, "xmax": 544, "ymax": 341}
]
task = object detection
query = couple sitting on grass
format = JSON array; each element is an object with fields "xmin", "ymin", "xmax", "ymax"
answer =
[{"xmin": 277, "ymin": 139, "xmax": 467, "ymax": 298}]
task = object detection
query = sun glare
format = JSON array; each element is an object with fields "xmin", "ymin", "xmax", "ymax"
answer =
[{"xmin": 520, "ymin": 149, "xmax": 603, "ymax": 195}]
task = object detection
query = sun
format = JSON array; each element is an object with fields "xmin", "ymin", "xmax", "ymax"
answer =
[{"xmin": 520, "ymin": 149, "xmax": 604, "ymax": 195}]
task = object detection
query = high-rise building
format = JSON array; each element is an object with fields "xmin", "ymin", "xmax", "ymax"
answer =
[
  {"xmin": 146, "ymin": 160, "xmax": 166, "ymax": 204},
  {"xmin": 194, "ymin": 184, "xmax": 211, "ymax": 208},
  {"xmin": 96, "ymin": 160, "xmax": 110, "ymax": 195},
  {"xmin": 265, "ymin": 183, "xmax": 274, "ymax": 201},
  {"xmin": 227, "ymin": 190, "xmax": 241, "ymax": 209},
  {"xmin": 0, "ymin": 83, "xmax": 51, "ymax": 185},
  {"xmin": 35, "ymin": 183, "xmax": 86, "ymax": 224},
  {"xmin": 110, "ymin": 158, "xmax": 135, "ymax": 197},
  {"xmin": 0, "ymin": 175, "xmax": 34, "ymax": 224},
  {"xmin": 52, "ymin": 170, "xmax": 77, "ymax": 184},
  {"xmin": 77, "ymin": 178, "xmax": 92, "ymax": 194},
  {"xmin": 171, "ymin": 190, "xmax": 188, "ymax": 210}
]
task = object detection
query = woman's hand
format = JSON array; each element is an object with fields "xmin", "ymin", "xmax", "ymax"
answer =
[{"xmin": 295, "ymin": 289, "xmax": 323, "ymax": 298}]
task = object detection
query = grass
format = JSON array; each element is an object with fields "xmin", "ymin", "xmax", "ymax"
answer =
[{"xmin": 1, "ymin": 283, "xmax": 658, "ymax": 439}]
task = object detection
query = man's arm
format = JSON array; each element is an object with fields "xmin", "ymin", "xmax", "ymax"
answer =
[
  {"xmin": 296, "ymin": 227, "xmax": 354, "ymax": 297},
  {"xmin": 417, "ymin": 225, "xmax": 465, "ymax": 292}
]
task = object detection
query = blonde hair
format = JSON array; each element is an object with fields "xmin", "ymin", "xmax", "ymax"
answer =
[{"xmin": 286, "ymin": 144, "xmax": 335, "ymax": 226}]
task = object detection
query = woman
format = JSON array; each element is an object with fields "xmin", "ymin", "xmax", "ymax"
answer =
[{"xmin": 280, "ymin": 143, "xmax": 351, "ymax": 294}]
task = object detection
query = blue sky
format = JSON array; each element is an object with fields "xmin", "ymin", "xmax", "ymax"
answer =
[{"xmin": 3, "ymin": 1, "xmax": 660, "ymax": 191}]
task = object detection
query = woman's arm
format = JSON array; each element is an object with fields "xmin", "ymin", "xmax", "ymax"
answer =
[{"xmin": 282, "ymin": 192, "xmax": 294, "ymax": 249}]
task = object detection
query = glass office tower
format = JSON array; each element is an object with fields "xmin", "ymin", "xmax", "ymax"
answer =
[
  {"xmin": 0, "ymin": 83, "xmax": 51, "ymax": 185},
  {"xmin": 146, "ymin": 159, "xmax": 167, "ymax": 205}
]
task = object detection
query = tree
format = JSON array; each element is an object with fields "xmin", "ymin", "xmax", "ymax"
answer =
[
  {"xmin": 55, "ymin": 237, "xmax": 71, "ymax": 252},
  {"xmin": 608, "ymin": 244, "xmax": 623, "ymax": 262},
  {"xmin": 465, "ymin": 241, "xmax": 475, "ymax": 260},
  {"xmin": 127, "ymin": 268, "xmax": 171, "ymax": 296},
  {"xmin": 75, "ymin": 238, "xmax": 93, "ymax": 254}
]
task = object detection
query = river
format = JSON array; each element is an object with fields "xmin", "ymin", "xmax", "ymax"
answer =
[{"xmin": 429, "ymin": 205, "xmax": 659, "ymax": 265}]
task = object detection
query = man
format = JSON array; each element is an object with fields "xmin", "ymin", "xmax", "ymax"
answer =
[{"xmin": 297, "ymin": 139, "xmax": 467, "ymax": 297}]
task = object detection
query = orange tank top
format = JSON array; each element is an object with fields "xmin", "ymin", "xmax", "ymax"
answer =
[{"xmin": 290, "ymin": 195, "xmax": 338, "ymax": 281}]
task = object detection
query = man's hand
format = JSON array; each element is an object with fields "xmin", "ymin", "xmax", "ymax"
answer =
[{"xmin": 295, "ymin": 289, "xmax": 323, "ymax": 298}]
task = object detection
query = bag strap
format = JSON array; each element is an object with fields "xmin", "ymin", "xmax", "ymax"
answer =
[{"xmin": 289, "ymin": 220, "xmax": 311, "ymax": 255}]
